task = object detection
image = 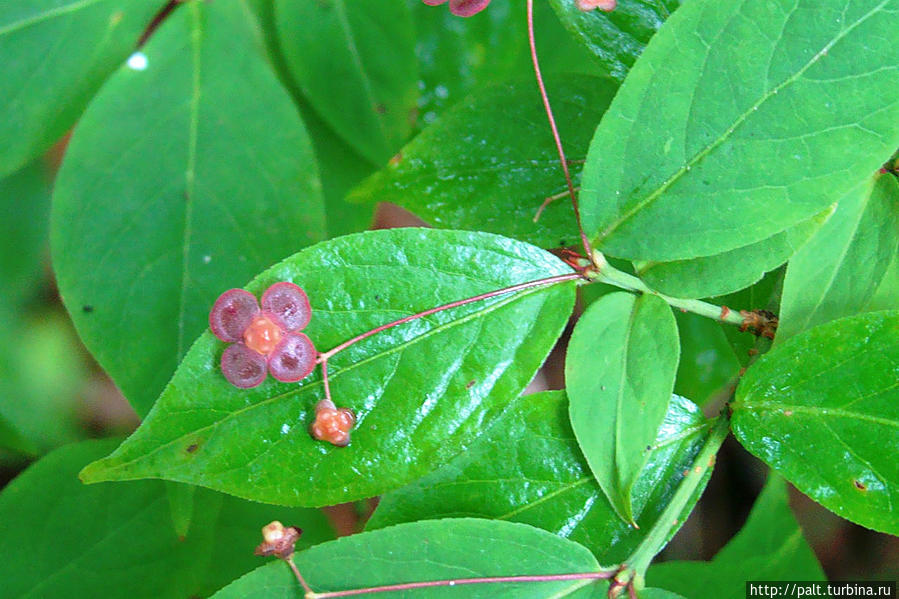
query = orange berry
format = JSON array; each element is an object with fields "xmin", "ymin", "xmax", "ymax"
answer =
[{"xmin": 243, "ymin": 314, "xmax": 283, "ymax": 356}]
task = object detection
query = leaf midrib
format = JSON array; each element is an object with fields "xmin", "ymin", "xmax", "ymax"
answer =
[
  {"xmin": 737, "ymin": 403, "xmax": 899, "ymax": 430},
  {"xmin": 612, "ymin": 296, "xmax": 638, "ymax": 519},
  {"xmin": 176, "ymin": 3, "xmax": 203, "ymax": 361},
  {"xmin": 333, "ymin": 0, "xmax": 390, "ymax": 152},
  {"xmin": 597, "ymin": 0, "xmax": 889, "ymax": 243},
  {"xmin": 787, "ymin": 184, "xmax": 873, "ymax": 336}
]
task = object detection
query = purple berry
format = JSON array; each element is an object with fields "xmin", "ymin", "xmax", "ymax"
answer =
[
  {"xmin": 450, "ymin": 0, "xmax": 490, "ymax": 16},
  {"xmin": 210, "ymin": 289, "xmax": 259, "ymax": 342},
  {"xmin": 221, "ymin": 342, "xmax": 268, "ymax": 388},
  {"xmin": 261, "ymin": 282, "xmax": 312, "ymax": 332},
  {"xmin": 267, "ymin": 333, "xmax": 317, "ymax": 383}
]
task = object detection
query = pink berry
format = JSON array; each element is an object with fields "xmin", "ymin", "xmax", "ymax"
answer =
[
  {"xmin": 221, "ymin": 343, "xmax": 268, "ymax": 388},
  {"xmin": 209, "ymin": 289, "xmax": 259, "ymax": 342},
  {"xmin": 261, "ymin": 281, "xmax": 312, "ymax": 332},
  {"xmin": 267, "ymin": 333, "xmax": 317, "ymax": 383},
  {"xmin": 576, "ymin": 0, "xmax": 617, "ymax": 11}
]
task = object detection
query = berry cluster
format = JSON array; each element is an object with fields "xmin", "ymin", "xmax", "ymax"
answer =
[{"xmin": 209, "ymin": 282, "xmax": 316, "ymax": 388}]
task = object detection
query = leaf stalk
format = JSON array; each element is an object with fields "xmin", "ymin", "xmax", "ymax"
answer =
[
  {"xmin": 588, "ymin": 252, "xmax": 746, "ymax": 327},
  {"xmin": 623, "ymin": 411, "xmax": 732, "ymax": 579}
]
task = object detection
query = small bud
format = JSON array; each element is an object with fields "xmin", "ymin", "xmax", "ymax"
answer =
[
  {"xmin": 255, "ymin": 521, "xmax": 302, "ymax": 558},
  {"xmin": 311, "ymin": 399, "xmax": 356, "ymax": 447}
]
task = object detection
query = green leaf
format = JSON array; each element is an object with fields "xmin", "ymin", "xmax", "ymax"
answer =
[
  {"xmin": 718, "ymin": 268, "xmax": 783, "ymax": 366},
  {"xmin": 647, "ymin": 476, "xmax": 824, "ymax": 598},
  {"xmin": 636, "ymin": 210, "xmax": 828, "ymax": 299},
  {"xmin": 0, "ymin": 311, "xmax": 89, "ymax": 454},
  {"xmin": 580, "ymin": 0, "xmax": 899, "ymax": 262},
  {"xmin": 566, "ymin": 292, "xmax": 679, "ymax": 523},
  {"xmin": 0, "ymin": 160, "xmax": 51, "ymax": 310},
  {"xmin": 0, "ymin": 439, "xmax": 334, "ymax": 599},
  {"xmin": 298, "ymin": 100, "xmax": 377, "ymax": 239},
  {"xmin": 348, "ymin": 76, "xmax": 618, "ymax": 249},
  {"xmin": 732, "ymin": 311, "xmax": 899, "ymax": 535},
  {"xmin": 165, "ymin": 481, "xmax": 196, "ymax": 539},
  {"xmin": 80, "ymin": 229, "xmax": 577, "ymax": 506},
  {"xmin": 548, "ymin": 0, "xmax": 682, "ymax": 80},
  {"xmin": 778, "ymin": 175, "xmax": 899, "ymax": 342},
  {"xmin": 213, "ymin": 518, "xmax": 607, "ymax": 599},
  {"xmin": 242, "ymin": 0, "xmax": 375, "ymax": 239},
  {"xmin": 673, "ymin": 312, "xmax": 740, "ymax": 406},
  {"xmin": 0, "ymin": 0, "xmax": 165, "ymax": 178},
  {"xmin": 369, "ymin": 391, "xmax": 713, "ymax": 565},
  {"xmin": 866, "ymin": 252, "xmax": 899, "ymax": 312},
  {"xmin": 411, "ymin": 0, "xmax": 603, "ymax": 127},
  {"xmin": 0, "ymin": 412, "xmax": 37, "ymax": 456},
  {"xmin": 642, "ymin": 591, "xmax": 688, "ymax": 599},
  {"xmin": 275, "ymin": 0, "xmax": 417, "ymax": 165},
  {"xmin": 51, "ymin": 0, "xmax": 326, "ymax": 416}
]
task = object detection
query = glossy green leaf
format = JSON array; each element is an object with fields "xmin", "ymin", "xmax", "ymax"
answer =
[
  {"xmin": 566, "ymin": 292, "xmax": 679, "ymax": 523},
  {"xmin": 580, "ymin": 0, "xmax": 899, "ymax": 262},
  {"xmin": 51, "ymin": 0, "xmax": 326, "ymax": 416},
  {"xmin": 275, "ymin": 0, "xmax": 417, "ymax": 165},
  {"xmin": 411, "ymin": 0, "xmax": 602, "ymax": 127},
  {"xmin": 637, "ymin": 210, "xmax": 828, "ymax": 299},
  {"xmin": 647, "ymin": 476, "xmax": 824, "ymax": 598},
  {"xmin": 348, "ymin": 76, "xmax": 618, "ymax": 249},
  {"xmin": 548, "ymin": 0, "xmax": 681, "ymax": 80},
  {"xmin": 673, "ymin": 312, "xmax": 740, "ymax": 406},
  {"xmin": 412, "ymin": 0, "xmax": 527, "ymax": 124},
  {"xmin": 0, "ymin": 439, "xmax": 334, "ymax": 599},
  {"xmin": 213, "ymin": 519, "xmax": 607, "ymax": 599},
  {"xmin": 778, "ymin": 175, "xmax": 899, "ymax": 342},
  {"xmin": 733, "ymin": 311, "xmax": 899, "ymax": 534},
  {"xmin": 80, "ymin": 229, "xmax": 577, "ymax": 506},
  {"xmin": 0, "ymin": 0, "xmax": 164, "ymax": 178},
  {"xmin": 369, "ymin": 391, "xmax": 713, "ymax": 564},
  {"xmin": 0, "ymin": 160, "xmax": 51, "ymax": 310}
]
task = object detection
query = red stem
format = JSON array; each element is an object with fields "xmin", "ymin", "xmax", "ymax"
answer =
[
  {"xmin": 309, "ymin": 571, "xmax": 614, "ymax": 598},
  {"xmin": 319, "ymin": 272, "xmax": 582, "ymax": 362},
  {"xmin": 285, "ymin": 556, "xmax": 313, "ymax": 596},
  {"xmin": 526, "ymin": 0, "xmax": 592, "ymax": 260}
]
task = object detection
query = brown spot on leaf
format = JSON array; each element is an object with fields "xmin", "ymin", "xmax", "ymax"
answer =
[
  {"xmin": 186, "ymin": 443, "xmax": 198, "ymax": 454},
  {"xmin": 466, "ymin": 380, "xmax": 476, "ymax": 389},
  {"xmin": 854, "ymin": 480, "xmax": 867, "ymax": 491}
]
